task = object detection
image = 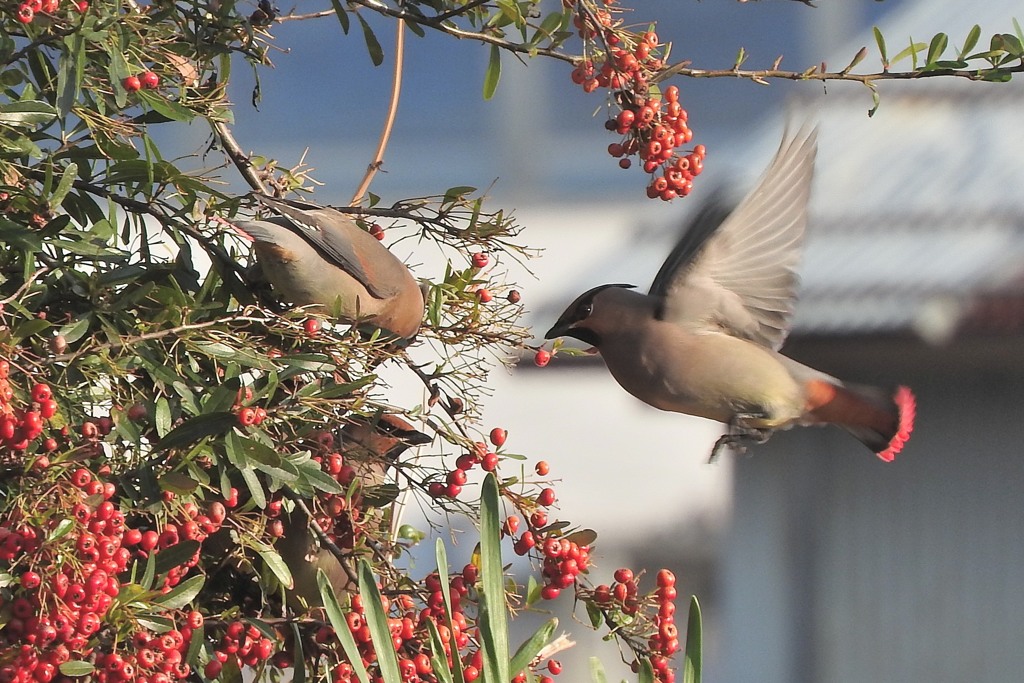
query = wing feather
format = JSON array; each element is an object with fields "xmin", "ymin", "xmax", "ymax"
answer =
[{"xmin": 651, "ymin": 124, "xmax": 817, "ymax": 349}]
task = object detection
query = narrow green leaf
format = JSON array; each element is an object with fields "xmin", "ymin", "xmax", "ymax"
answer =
[
  {"xmin": 682, "ymin": 596, "xmax": 703, "ymax": 683},
  {"xmin": 478, "ymin": 473, "xmax": 509, "ymax": 683},
  {"xmin": 926, "ymin": 32, "xmax": 948, "ymax": 64},
  {"xmin": 239, "ymin": 467, "xmax": 266, "ymax": 508},
  {"xmin": 48, "ymin": 518, "xmax": 75, "ymax": 542},
  {"xmin": 151, "ymin": 574, "xmax": 204, "ymax": 609},
  {"xmin": 357, "ymin": 14, "xmax": 385, "ymax": 66},
  {"xmin": 155, "ymin": 397, "xmax": 172, "ymax": 438},
  {"xmin": 638, "ymin": 658, "xmax": 655, "ymax": 683},
  {"xmin": 153, "ymin": 412, "xmax": 237, "ymax": 451},
  {"xmin": 588, "ymin": 657, "xmax": 609, "ymax": 683},
  {"xmin": 426, "ymin": 619, "xmax": 456, "ymax": 683},
  {"xmin": 483, "ymin": 44, "xmax": 501, "ymax": 100},
  {"xmin": 319, "ymin": 569, "xmax": 372, "ymax": 683},
  {"xmin": 960, "ymin": 25, "xmax": 981, "ymax": 58},
  {"xmin": 255, "ymin": 542, "xmax": 293, "ymax": 589},
  {"xmin": 329, "ymin": 0, "xmax": 350, "ymax": 33},
  {"xmin": 57, "ymin": 316, "xmax": 90, "ymax": 344},
  {"xmin": 0, "ymin": 100, "xmax": 57, "ymax": 126},
  {"xmin": 358, "ymin": 561, "xmax": 402, "ymax": 683},
  {"xmin": 153, "ymin": 540, "xmax": 202, "ymax": 576},
  {"xmin": 509, "ymin": 618, "xmax": 557, "ymax": 678},
  {"xmin": 434, "ymin": 539, "xmax": 465, "ymax": 682},
  {"xmin": 290, "ymin": 622, "xmax": 306, "ymax": 683},
  {"xmin": 873, "ymin": 26, "xmax": 888, "ymax": 67},
  {"xmin": 891, "ymin": 41, "xmax": 927, "ymax": 67},
  {"xmin": 59, "ymin": 661, "xmax": 95, "ymax": 677}
]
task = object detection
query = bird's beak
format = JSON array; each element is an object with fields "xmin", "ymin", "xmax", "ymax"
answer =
[
  {"xmin": 395, "ymin": 428, "xmax": 432, "ymax": 446},
  {"xmin": 544, "ymin": 321, "xmax": 570, "ymax": 340}
]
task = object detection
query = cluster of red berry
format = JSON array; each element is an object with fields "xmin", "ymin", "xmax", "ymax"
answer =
[
  {"xmin": 122, "ymin": 72, "xmax": 160, "ymax": 93},
  {"xmin": 0, "ymin": 463, "xmax": 224, "ymax": 683},
  {"xmin": 14, "ymin": 0, "xmax": 88, "ymax": 24},
  {"xmin": 202, "ymin": 620, "xmax": 280, "ymax": 679},
  {"xmin": 592, "ymin": 568, "xmax": 680, "ymax": 682},
  {"xmin": 234, "ymin": 387, "xmax": 268, "ymax": 427},
  {"xmin": 565, "ymin": 2, "xmax": 704, "ymax": 200},
  {"xmin": 607, "ymin": 85, "xmax": 706, "ymax": 201}
]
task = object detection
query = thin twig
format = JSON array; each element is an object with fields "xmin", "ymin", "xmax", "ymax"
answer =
[
  {"xmin": 213, "ymin": 121, "xmax": 267, "ymax": 193},
  {"xmin": 350, "ymin": 19, "xmax": 406, "ymax": 206}
]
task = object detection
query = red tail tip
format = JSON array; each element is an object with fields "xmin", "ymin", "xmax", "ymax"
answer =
[{"xmin": 876, "ymin": 385, "xmax": 916, "ymax": 462}]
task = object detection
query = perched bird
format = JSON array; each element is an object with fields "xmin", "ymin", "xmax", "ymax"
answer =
[
  {"xmin": 545, "ymin": 125, "xmax": 915, "ymax": 461},
  {"xmin": 275, "ymin": 414, "xmax": 431, "ymax": 609},
  {"xmin": 232, "ymin": 194, "xmax": 425, "ymax": 339}
]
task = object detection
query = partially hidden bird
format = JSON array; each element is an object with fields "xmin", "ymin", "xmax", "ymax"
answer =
[
  {"xmin": 275, "ymin": 414, "xmax": 432, "ymax": 610},
  {"xmin": 545, "ymin": 125, "xmax": 915, "ymax": 461},
  {"xmin": 232, "ymin": 194, "xmax": 425, "ymax": 339}
]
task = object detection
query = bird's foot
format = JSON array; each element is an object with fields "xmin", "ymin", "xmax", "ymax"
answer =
[{"xmin": 707, "ymin": 417, "xmax": 773, "ymax": 463}]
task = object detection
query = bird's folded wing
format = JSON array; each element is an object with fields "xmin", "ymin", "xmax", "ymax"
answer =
[
  {"xmin": 651, "ymin": 124, "xmax": 817, "ymax": 350},
  {"xmin": 253, "ymin": 194, "xmax": 403, "ymax": 300}
]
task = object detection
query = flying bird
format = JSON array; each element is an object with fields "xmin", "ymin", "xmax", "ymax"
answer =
[
  {"xmin": 276, "ymin": 414, "xmax": 431, "ymax": 610},
  {"xmin": 232, "ymin": 194, "xmax": 425, "ymax": 339},
  {"xmin": 545, "ymin": 125, "xmax": 915, "ymax": 461}
]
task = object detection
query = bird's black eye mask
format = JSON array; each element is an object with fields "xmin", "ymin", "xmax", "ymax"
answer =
[{"xmin": 554, "ymin": 283, "xmax": 635, "ymax": 347}]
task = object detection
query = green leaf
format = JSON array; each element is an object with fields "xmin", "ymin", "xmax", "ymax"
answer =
[
  {"xmin": 891, "ymin": 41, "xmax": 927, "ymax": 67},
  {"xmin": 255, "ymin": 542, "xmax": 293, "ymax": 589},
  {"xmin": 358, "ymin": 561, "xmax": 402, "ymax": 683},
  {"xmin": 960, "ymin": 25, "xmax": 981, "ymax": 58},
  {"xmin": 509, "ymin": 618, "xmax": 556, "ymax": 679},
  {"xmin": 59, "ymin": 661, "xmax": 95, "ymax": 677},
  {"xmin": 434, "ymin": 539, "xmax": 464, "ymax": 681},
  {"xmin": 478, "ymin": 473, "xmax": 509, "ymax": 683},
  {"xmin": 153, "ymin": 413, "xmax": 237, "ymax": 451},
  {"xmin": 358, "ymin": 13, "xmax": 385, "ymax": 66},
  {"xmin": 0, "ymin": 100, "xmax": 57, "ymax": 126},
  {"xmin": 483, "ymin": 45, "xmax": 501, "ymax": 100},
  {"xmin": 319, "ymin": 569, "xmax": 372, "ymax": 683},
  {"xmin": 157, "ymin": 471, "xmax": 199, "ymax": 495},
  {"xmin": 329, "ymin": 0, "xmax": 350, "ymax": 33},
  {"xmin": 926, "ymin": 32, "xmax": 948, "ymax": 64},
  {"xmin": 56, "ymin": 34, "xmax": 84, "ymax": 119},
  {"xmin": 290, "ymin": 622, "xmax": 306, "ymax": 683},
  {"xmin": 48, "ymin": 518, "xmax": 76, "ymax": 542},
  {"xmin": 682, "ymin": 596, "xmax": 703, "ymax": 683},
  {"xmin": 873, "ymin": 26, "xmax": 888, "ymax": 67},
  {"xmin": 588, "ymin": 657, "xmax": 609, "ymax": 683},
  {"xmin": 426, "ymin": 619, "xmax": 455, "ymax": 683},
  {"xmin": 151, "ymin": 573, "xmax": 204, "ymax": 609},
  {"xmin": 638, "ymin": 658, "xmax": 655, "ymax": 683},
  {"xmin": 57, "ymin": 316, "xmax": 91, "ymax": 344},
  {"xmin": 153, "ymin": 540, "xmax": 202, "ymax": 576},
  {"xmin": 239, "ymin": 466, "xmax": 266, "ymax": 509}
]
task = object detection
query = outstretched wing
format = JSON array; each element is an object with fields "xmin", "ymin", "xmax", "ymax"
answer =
[{"xmin": 650, "ymin": 124, "xmax": 818, "ymax": 350}]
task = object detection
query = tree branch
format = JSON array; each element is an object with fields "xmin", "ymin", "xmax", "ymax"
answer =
[{"xmin": 350, "ymin": 18, "xmax": 406, "ymax": 206}]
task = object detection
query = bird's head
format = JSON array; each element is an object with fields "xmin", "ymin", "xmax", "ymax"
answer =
[
  {"xmin": 343, "ymin": 414, "xmax": 431, "ymax": 462},
  {"xmin": 544, "ymin": 284, "xmax": 636, "ymax": 347}
]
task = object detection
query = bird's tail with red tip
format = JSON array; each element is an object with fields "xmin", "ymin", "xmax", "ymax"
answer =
[{"xmin": 806, "ymin": 381, "xmax": 916, "ymax": 461}]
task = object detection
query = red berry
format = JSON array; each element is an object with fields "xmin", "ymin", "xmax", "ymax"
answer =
[
  {"xmin": 304, "ymin": 317, "xmax": 321, "ymax": 336},
  {"xmin": 20, "ymin": 571, "xmax": 41, "ymax": 590},
  {"xmin": 534, "ymin": 349, "xmax": 552, "ymax": 367},
  {"xmin": 446, "ymin": 469, "xmax": 468, "ymax": 486},
  {"xmin": 537, "ymin": 487, "xmax": 556, "ymax": 507},
  {"xmin": 476, "ymin": 288, "xmax": 493, "ymax": 303},
  {"xmin": 237, "ymin": 407, "xmax": 257, "ymax": 427},
  {"xmin": 123, "ymin": 75, "xmax": 142, "ymax": 92},
  {"xmin": 535, "ymin": 460, "xmax": 550, "ymax": 476},
  {"xmin": 614, "ymin": 568, "xmax": 634, "ymax": 584},
  {"xmin": 16, "ymin": 4, "xmax": 33, "ymax": 22},
  {"xmin": 481, "ymin": 451, "xmax": 499, "ymax": 471},
  {"xmin": 540, "ymin": 585, "xmax": 561, "ymax": 600},
  {"xmin": 471, "ymin": 252, "xmax": 489, "ymax": 268},
  {"xmin": 489, "ymin": 427, "xmax": 507, "ymax": 447},
  {"xmin": 369, "ymin": 223, "xmax": 385, "ymax": 240},
  {"xmin": 140, "ymin": 71, "xmax": 160, "ymax": 89},
  {"xmin": 547, "ymin": 660, "xmax": 563, "ymax": 675},
  {"xmin": 657, "ymin": 568, "xmax": 676, "ymax": 587}
]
